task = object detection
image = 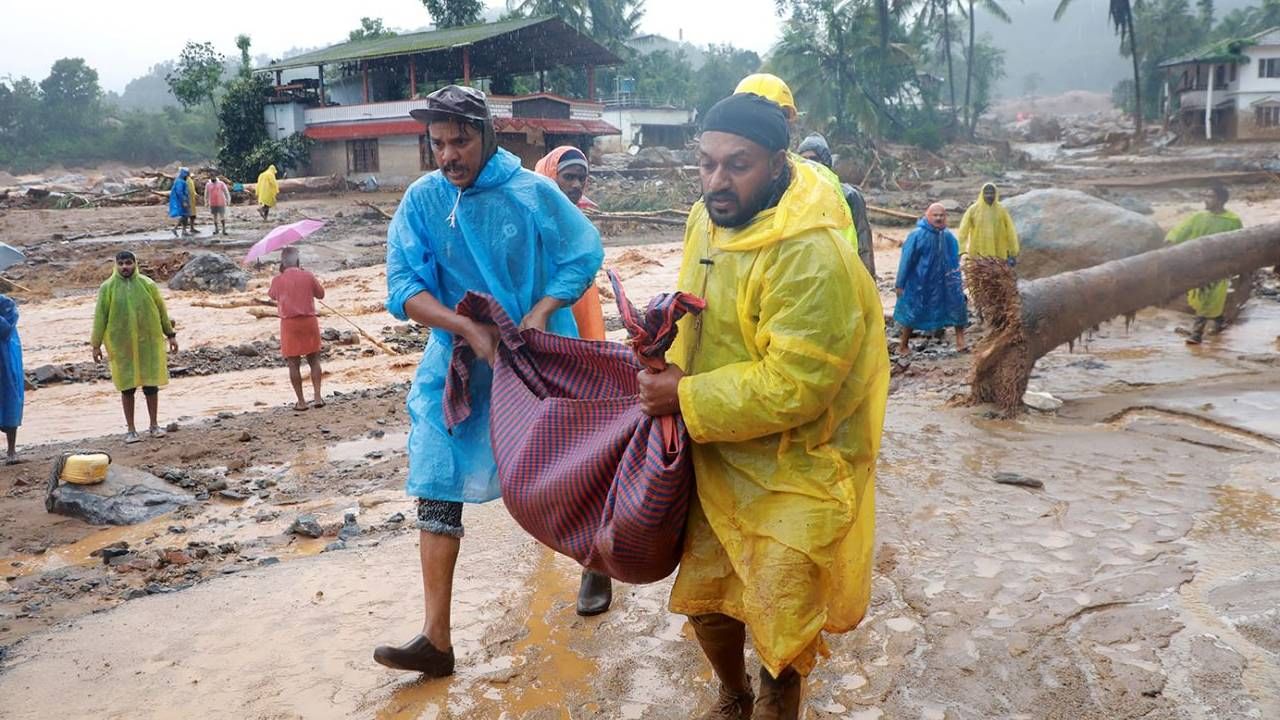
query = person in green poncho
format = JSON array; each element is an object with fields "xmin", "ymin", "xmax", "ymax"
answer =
[
  {"xmin": 1165, "ymin": 182, "xmax": 1244, "ymax": 344},
  {"xmin": 91, "ymin": 251, "xmax": 179, "ymax": 443}
]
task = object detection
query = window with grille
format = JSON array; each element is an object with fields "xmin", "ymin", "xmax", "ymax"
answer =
[
  {"xmin": 347, "ymin": 139, "xmax": 379, "ymax": 174},
  {"xmin": 1257, "ymin": 106, "xmax": 1280, "ymax": 128},
  {"xmin": 1261, "ymin": 58, "xmax": 1280, "ymax": 79}
]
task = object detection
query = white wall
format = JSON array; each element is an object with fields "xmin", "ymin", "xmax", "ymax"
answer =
[{"xmin": 263, "ymin": 103, "xmax": 307, "ymax": 141}]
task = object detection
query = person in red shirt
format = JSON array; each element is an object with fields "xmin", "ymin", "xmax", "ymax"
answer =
[
  {"xmin": 205, "ymin": 176, "xmax": 231, "ymax": 235},
  {"xmin": 268, "ymin": 247, "xmax": 326, "ymax": 410}
]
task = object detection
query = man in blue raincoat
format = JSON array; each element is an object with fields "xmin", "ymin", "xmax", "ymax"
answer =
[
  {"xmin": 895, "ymin": 203, "xmax": 968, "ymax": 354},
  {"xmin": 374, "ymin": 85, "xmax": 604, "ymax": 677},
  {"xmin": 168, "ymin": 168, "xmax": 193, "ymax": 238}
]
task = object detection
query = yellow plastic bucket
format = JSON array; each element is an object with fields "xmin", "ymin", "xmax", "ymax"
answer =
[{"xmin": 60, "ymin": 453, "xmax": 110, "ymax": 485}]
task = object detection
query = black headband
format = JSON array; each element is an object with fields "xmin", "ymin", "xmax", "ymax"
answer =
[{"xmin": 701, "ymin": 93, "xmax": 790, "ymax": 153}]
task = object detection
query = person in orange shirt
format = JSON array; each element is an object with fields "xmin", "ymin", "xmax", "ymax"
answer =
[
  {"xmin": 534, "ymin": 145, "xmax": 613, "ymax": 616},
  {"xmin": 268, "ymin": 247, "xmax": 326, "ymax": 410}
]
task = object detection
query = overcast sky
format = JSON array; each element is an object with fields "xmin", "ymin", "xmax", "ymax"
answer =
[{"xmin": 1, "ymin": 1, "xmax": 784, "ymax": 93}]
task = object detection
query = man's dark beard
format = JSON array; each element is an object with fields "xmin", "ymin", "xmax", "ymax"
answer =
[{"xmin": 706, "ymin": 165, "xmax": 791, "ymax": 229}]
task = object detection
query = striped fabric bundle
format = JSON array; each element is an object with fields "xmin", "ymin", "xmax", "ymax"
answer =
[{"xmin": 443, "ymin": 277, "xmax": 705, "ymax": 584}]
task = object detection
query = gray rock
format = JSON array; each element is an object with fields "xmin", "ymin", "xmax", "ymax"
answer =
[
  {"xmin": 47, "ymin": 465, "xmax": 196, "ymax": 526},
  {"xmin": 218, "ymin": 489, "xmax": 248, "ymax": 501},
  {"xmin": 1003, "ymin": 189, "xmax": 1165, "ymax": 280},
  {"xmin": 385, "ymin": 512, "xmax": 406, "ymax": 525},
  {"xmin": 231, "ymin": 343, "xmax": 260, "ymax": 357},
  {"xmin": 32, "ymin": 364, "xmax": 69, "ymax": 385},
  {"xmin": 167, "ymin": 252, "xmax": 249, "ymax": 293},
  {"xmin": 628, "ymin": 146, "xmax": 679, "ymax": 169},
  {"xmin": 1114, "ymin": 195, "xmax": 1154, "ymax": 215},
  {"xmin": 339, "ymin": 512, "xmax": 361, "ymax": 540},
  {"xmin": 323, "ymin": 541, "xmax": 347, "ymax": 552},
  {"xmin": 288, "ymin": 514, "xmax": 324, "ymax": 539}
]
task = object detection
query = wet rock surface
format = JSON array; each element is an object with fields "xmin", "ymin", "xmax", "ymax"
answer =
[
  {"xmin": 1004, "ymin": 189, "xmax": 1166, "ymax": 279},
  {"xmin": 167, "ymin": 252, "xmax": 250, "ymax": 293},
  {"xmin": 46, "ymin": 465, "xmax": 196, "ymax": 526}
]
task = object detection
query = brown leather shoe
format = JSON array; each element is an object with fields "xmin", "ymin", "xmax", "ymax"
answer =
[
  {"xmin": 373, "ymin": 634, "xmax": 455, "ymax": 677},
  {"xmin": 576, "ymin": 569, "xmax": 613, "ymax": 616},
  {"xmin": 699, "ymin": 683, "xmax": 754, "ymax": 719},
  {"xmin": 754, "ymin": 667, "xmax": 802, "ymax": 719}
]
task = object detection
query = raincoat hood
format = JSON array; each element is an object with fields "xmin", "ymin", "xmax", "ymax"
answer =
[
  {"xmin": 796, "ymin": 133, "xmax": 833, "ymax": 168},
  {"xmin": 918, "ymin": 217, "xmax": 943, "ymax": 233},
  {"xmin": 702, "ymin": 158, "xmax": 851, "ymax": 253},
  {"xmin": 980, "ymin": 182, "xmax": 999, "ymax": 203}
]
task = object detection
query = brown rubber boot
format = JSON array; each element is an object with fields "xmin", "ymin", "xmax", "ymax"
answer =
[
  {"xmin": 373, "ymin": 634, "xmax": 455, "ymax": 677},
  {"xmin": 690, "ymin": 614, "xmax": 754, "ymax": 719},
  {"xmin": 754, "ymin": 667, "xmax": 803, "ymax": 720}
]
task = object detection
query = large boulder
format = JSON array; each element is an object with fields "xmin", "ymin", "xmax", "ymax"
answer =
[
  {"xmin": 628, "ymin": 146, "xmax": 679, "ymax": 169},
  {"xmin": 1004, "ymin": 189, "xmax": 1166, "ymax": 280},
  {"xmin": 46, "ymin": 463, "xmax": 195, "ymax": 526},
  {"xmin": 168, "ymin": 252, "xmax": 249, "ymax": 293}
]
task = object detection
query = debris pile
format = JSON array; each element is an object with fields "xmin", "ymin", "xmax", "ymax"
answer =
[{"xmin": 167, "ymin": 253, "xmax": 250, "ymax": 294}]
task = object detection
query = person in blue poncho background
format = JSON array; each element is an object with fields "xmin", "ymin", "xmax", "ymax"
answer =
[
  {"xmin": 0, "ymin": 294, "xmax": 23, "ymax": 464},
  {"xmin": 168, "ymin": 168, "xmax": 193, "ymax": 238},
  {"xmin": 895, "ymin": 203, "xmax": 968, "ymax": 354},
  {"xmin": 374, "ymin": 85, "xmax": 604, "ymax": 677}
]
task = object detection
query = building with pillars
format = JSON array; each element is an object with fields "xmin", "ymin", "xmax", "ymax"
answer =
[
  {"xmin": 1160, "ymin": 27, "xmax": 1280, "ymax": 142},
  {"xmin": 257, "ymin": 15, "xmax": 622, "ymax": 184}
]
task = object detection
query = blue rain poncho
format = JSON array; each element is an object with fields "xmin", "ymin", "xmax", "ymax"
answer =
[
  {"xmin": 168, "ymin": 168, "xmax": 191, "ymax": 219},
  {"xmin": 894, "ymin": 218, "xmax": 968, "ymax": 331},
  {"xmin": 0, "ymin": 295, "xmax": 22, "ymax": 429},
  {"xmin": 386, "ymin": 147, "xmax": 604, "ymax": 503}
]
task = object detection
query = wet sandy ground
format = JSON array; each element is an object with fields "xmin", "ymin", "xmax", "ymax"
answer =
[{"xmin": 0, "ymin": 200, "xmax": 1278, "ymax": 717}]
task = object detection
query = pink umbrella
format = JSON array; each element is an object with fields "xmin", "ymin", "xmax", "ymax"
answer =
[{"xmin": 243, "ymin": 219, "xmax": 327, "ymax": 264}]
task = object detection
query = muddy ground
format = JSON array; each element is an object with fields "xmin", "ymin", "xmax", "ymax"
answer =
[{"xmin": 0, "ymin": 145, "xmax": 1277, "ymax": 719}]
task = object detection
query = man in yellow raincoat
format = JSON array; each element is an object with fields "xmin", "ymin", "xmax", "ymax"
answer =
[
  {"xmin": 734, "ymin": 74, "xmax": 867, "ymax": 265},
  {"xmin": 256, "ymin": 164, "xmax": 279, "ymax": 221},
  {"xmin": 1166, "ymin": 181, "xmax": 1244, "ymax": 344},
  {"xmin": 638, "ymin": 93, "xmax": 889, "ymax": 720},
  {"xmin": 91, "ymin": 250, "xmax": 179, "ymax": 443},
  {"xmin": 957, "ymin": 182, "xmax": 1019, "ymax": 264}
]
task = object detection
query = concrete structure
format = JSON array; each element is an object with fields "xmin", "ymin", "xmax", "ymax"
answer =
[
  {"xmin": 256, "ymin": 16, "xmax": 621, "ymax": 186},
  {"xmin": 1162, "ymin": 27, "xmax": 1280, "ymax": 141},
  {"xmin": 596, "ymin": 99, "xmax": 696, "ymax": 152}
]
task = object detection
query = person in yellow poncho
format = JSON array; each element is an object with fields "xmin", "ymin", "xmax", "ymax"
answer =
[
  {"xmin": 256, "ymin": 164, "xmax": 279, "ymax": 221},
  {"xmin": 957, "ymin": 182, "xmax": 1019, "ymax": 264},
  {"xmin": 638, "ymin": 94, "xmax": 890, "ymax": 720},
  {"xmin": 1166, "ymin": 181, "xmax": 1244, "ymax": 344},
  {"xmin": 734, "ymin": 74, "xmax": 868, "ymax": 265},
  {"xmin": 91, "ymin": 250, "xmax": 178, "ymax": 444}
]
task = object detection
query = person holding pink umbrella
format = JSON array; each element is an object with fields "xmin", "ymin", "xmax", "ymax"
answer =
[{"xmin": 268, "ymin": 246, "xmax": 326, "ymax": 410}]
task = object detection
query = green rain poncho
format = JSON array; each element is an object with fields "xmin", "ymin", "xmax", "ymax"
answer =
[
  {"xmin": 91, "ymin": 271, "xmax": 175, "ymax": 392},
  {"xmin": 1165, "ymin": 209, "xmax": 1244, "ymax": 319}
]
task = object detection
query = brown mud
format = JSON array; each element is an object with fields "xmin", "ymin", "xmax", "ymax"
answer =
[{"xmin": 0, "ymin": 174, "xmax": 1277, "ymax": 719}]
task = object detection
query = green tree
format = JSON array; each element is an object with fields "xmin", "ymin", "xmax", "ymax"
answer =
[
  {"xmin": 348, "ymin": 17, "xmax": 398, "ymax": 41},
  {"xmin": 0, "ymin": 77, "xmax": 45, "ymax": 154},
  {"xmin": 422, "ymin": 0, "xmax": 485, "ymax": 27},
  {"xmin": 511, "ymin": 0, "xmax": 589, "ymax": 30},
  {"xmin": 166, "ymin": 41, "xmax": 226, "ymax": 112},
  {"xmin": 1129, "ymin": 0, "xmax": 1206, "ymax": 120},
  {"xmin": 587, "ymin": 0, "xmax": 646, "ymax": 49},
  {"xmin": 235, "ymin": 34, "xmax": 254, "ymax": 77},
  {"xmin": 1055, "ymin": 0, "xmax": 1144, "ymax": 143},
  {"xmin": 39, "ymin": 58, "xmax": 102, "ymax": 137},
  {"xmin": 216, "ymin": 74, "xmax": 310, "ymax": 180},
  {"xmin": 958, "ymin": 0, "xmax": 1011, "ymax": 133},
  {"xmin": 627, "ymin": 49, "xmax": 695, "ymax": 105},
  {"xmin": 693, "ymin": 45, "xmax": 762, "ymax": 116}
]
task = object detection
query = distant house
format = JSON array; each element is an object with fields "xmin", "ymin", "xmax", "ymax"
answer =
[
  {"xmin": 256, "ymin": 16, "xmax": 621, "ymax": 184},
  {"xmin": 596, "ymin": 97, "xmax": 696, "ymax": 153},
  {"xmin": 1160, "ymin": 27, "xmax": 1280, "ymax": 141}
]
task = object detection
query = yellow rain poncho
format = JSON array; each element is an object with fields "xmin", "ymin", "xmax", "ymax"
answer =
[
  {"xmin": 256, "ymin": 165, "xmax": 279, "ymax": 208},
  {"xmin": 1165, "ymin": 209, "xmax": 1244, "ymax": 318},
  {"xmin": 957, "ymin": 183, "xmax": 1019, "ymax": 260},
  {"xmin": 667, "ymin": 158, "xmax": 890, "ymax": 677},
  {"xmin": 91, "ymin": 270, "xmax": 175, "ymax": 392}
]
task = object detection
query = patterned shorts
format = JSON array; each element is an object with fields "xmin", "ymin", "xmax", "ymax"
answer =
[{"xmin": 416, "ymin": 498, "xmax": 464, "ymax": 538}]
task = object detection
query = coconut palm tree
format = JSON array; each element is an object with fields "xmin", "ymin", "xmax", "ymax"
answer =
[
  {"xmin": 1054, "ymin": 0, "xmax": 1143, "ymax": 144},
  {"xmin": 959, "ymin": 0, "xmax": 1012, "ymax": 133}
]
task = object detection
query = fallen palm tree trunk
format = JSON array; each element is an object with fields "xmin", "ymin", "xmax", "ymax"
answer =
[{"xmin": 968, "ymin": 222, "xmax": 1280, "ymax": 414}]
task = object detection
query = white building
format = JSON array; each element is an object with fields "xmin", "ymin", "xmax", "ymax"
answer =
[
  {"xmin": 595, "ymin": 98, "xmax": 696, "ymax": 153},
  {"xmin": 1161, "ymin": 26, "xmax": 1280, "ymax": 141}
]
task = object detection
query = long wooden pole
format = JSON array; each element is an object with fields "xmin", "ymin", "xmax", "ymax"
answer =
[{"xmin": 316, "ymin": 299, "xmax": 400, "ymax": 356}]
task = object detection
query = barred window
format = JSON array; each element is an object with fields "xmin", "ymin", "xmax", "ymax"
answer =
[
  {"xmin": 1256, "ymin": 106, "xmax": 1280, "ymax": 128},
  {"xmin": 347, "ymin": 139, "xmax": 379, "ymax": 173}
]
